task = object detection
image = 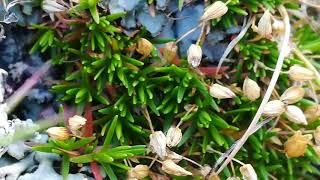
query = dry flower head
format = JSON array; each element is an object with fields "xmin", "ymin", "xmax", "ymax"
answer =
[
  {"xmin": 166, "ymin": 126, "xmax": 182, "ymax": 147},
  {"xmin": 200, "ymin": 1, "xmax": 228, "ymax": 22},
  {"xmin": 284, "ymin": 131, "xmax": 312, "ymax": 158},
  {"xmin": 46, "ymin": 127, "xmax": 70, "ymax": 141},
  {"xmin": 280, "ymin": 86, "xmax": 305, "ymax": 104},
  {"xmin": 68, "ymin": 115, "xmax": 87, "ymax": 136},
  {"xmin": 187, "ymin": 44, "xmax": 202, "ymax": 68},
  {"xmin": 262, "ymin": 100, "xmax": 285, "ymax": 117},
  {"xmin": 136, "ymin": 38, "xmax": 153, "ymax": 57},
  {"xmin": 127, "ymin": 165, "xmax": 149, "ymax": 180},
  {"xmin": 149, "ymin": 131, "xmax": 167, "ymax": 159},
  {"xmin": 239, "ymin": 164, "xmax": 258, "ymax": 180},
  {"xmin": 284, "ymin": 105, "xmax": 307, "ymax": 125},
  {"xmin": 162, "ymin": 159, "xmax": 192, "ymax": 176},
  {"xmin": 209, "ymin": 83, "xmax": 236, "ymax": 99},
  {"xmin": 243, "ymin": 77, "xmax": 260, "ymax": 101},
  {"xmin": 288, "ymin": 65, "xmax": 316, "ymax": 81}
]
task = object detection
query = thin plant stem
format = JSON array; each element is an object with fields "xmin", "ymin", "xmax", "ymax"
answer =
[
  {"xmin": 208, "ymin": 148, "xmax": 245, "ymax": 166},
  {"xmin": 216, "ymin": 16, "xmax": 253, "ymax": 75},
  {"xmin": 142, "ymin": 106, "xmax": 155, "ymax": 133},
  {"xmin": 6, "ymin": 61, "xmax": 51, "ymax": 114},
  {"xmin": 196, "ymin": 22, "xmax": 206, "ymax": 45},
  {"xmin": 293, "ymin": 48, "xmax": 320, "ymax": 81},
  {"xmin": 309, "ymin": 80, "xmax": 319, "ymax": 104},
  {"xmin": 182, "ymin": 156, "xmax": 203, "ymax": 168},
  {"xmin": 135, "ymin": 155, "xmax": 162, "ymax": 164},
  {"xmin": 215, "ymin": 5, "xmax": 290, "ymax": 174},
  {"xmin": 175, "ymin": 24, "xmax": 201, "ymax": 44}
]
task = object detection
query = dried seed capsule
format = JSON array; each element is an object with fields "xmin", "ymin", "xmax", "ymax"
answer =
[
  {"xmin": 166, "ymin": 126, "xmax": 182, "ymax": 147},
  {"xmin": 284, "ymin": 105, "xmax": 308, "ymax": 125},
  {"xmin": 262, "ymin": 100, "xmax": 285, "ymax": 117},
  {"xmin": 187, "ymin": 44, "xmax": 202, "ymax": 68},
  {"xmin": 46, "ymin": 127, "xmax": 70, "ymax": 141},
  {"xmin": 288, "ymin": 65, "xmax": 316, "ymax": 81},
  {"xmin": 280, "ymin": 86, "xmax": 305, "ymax": 104},
  {"xmin": 243, "ymin": 77, "xmax": 260, "ymax": 101},
  {"xmin": 136, "ymin": 38, "xmax": 153, "ymax": 56},
  {"xmin": 68, "ymin": 115, "xmax": 87, "ymax": 136},
  {"xmin": 127, "ymin": 165, "xmax": 149, "ymax": 179},
  {"xmin": 284, "ymin": 131, "xmax": 312, "ymax": 158},
  {"xmin": 208, "ymin": 171, "xmax": 220, "ymax": 180},
  {"xmin": 269, "ymin": 136, "xmax": 282, "ymax": 146},
  {"xmin": 200, "ymin": 164, "xmax": 211, "ymax": 177},
  {"xmin": 239, "ymin": 164, "xmax": 257, "ymax": 180},
  {"xmin": 272, "ymin": 19, "xmax": 285, "ymax": 33},
  {"xmin": 163, "ymin": 42, "xmax": 178, "ymax": 63},
  {"xmin": 304, "ymin": 104, "xmax": 320, "ymax": 121},
  {"xmin": 162, "ymin": 159, "xmax": 192, "ymax": 176},
  {"xmin": 314, "ymin": 126, "xmax": 320, "ymax": 145},
  {"xmin": 209, "ymin": 83, "xmax": 236, "ymax": 99},
  {"xmin": 165, "ymin": 149, "xmax": 183, "ymax": 163},
  {"xmin": 149, "ymin": 131, "xmax": 167, "ymax": 159},
  {"xmin": 257, "ymin": 10, "xmax": 272, "ymax": 38},
  {"xmin": 200, "ymin": 1, "xmax": 228, "ymax": 22}
]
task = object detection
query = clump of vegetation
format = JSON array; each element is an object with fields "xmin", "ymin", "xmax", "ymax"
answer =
[{"xmin": 26, "ymin": 0, "xmax": 320, "ymax": 179}]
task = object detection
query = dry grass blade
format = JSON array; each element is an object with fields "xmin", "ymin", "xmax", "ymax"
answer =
[{"xmin": 216, "ymin": 17, "xmax": 253, "ymax": 74}]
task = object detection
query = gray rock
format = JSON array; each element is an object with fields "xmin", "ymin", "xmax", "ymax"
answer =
[
  {"xmin": 137, "ymin": 9, "xmax": 166, "ymax": 35},
  {"xmin": 175, "ymin": 3, "xmax": 204, "ymax": 55}
]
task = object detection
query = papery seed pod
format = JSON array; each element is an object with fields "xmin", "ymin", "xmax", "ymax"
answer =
[
  {"xmin": 136, "ymin": 38, "xmax": 153, "ymax": 56},
  {"xmin": 288, "ymin": 65, "xmax": 316, "ymax": 81},
  {"xmin": 269, "ymin": 136, "xmax": 282, "ymax": 146},
  {"xmin": 200, "ymin": 1, "xmax": 228, "ymax": 22},
  {"xmin": 314, "ymin": 126, "xmax": 320, "ymax": 145},
  {"xmin": 149, "ymin": 131, "xmax": 167, "ymax": 159},
  {"xmin": 280, "ymin": 86, "xmax": 305, "ymax": 104},
  {"xmin": 304, "ymin": 104, "xmax": 320, "ymax": 121},
  {"xmin": 68, "ymin": 115, "xmax": 87, "ymax": 136},
  {"xmin": 46, "ymin": 127, "xmax": 70, "ymax": 141},
  {"xmin": 127, "ymin": 165, "xmax": 149, "ymax": 179},
  {"xmin": 200, "ymin": 164, "xmax": 211, "ymax": 177},
  {"xmin": 284, "ymin": 131, "xmax": 312, "ymax": 158},
  {"xmin": 272, "ymin": 19, "xmax": 285, "ymax": 33},
  {"xmin": 243, "ymin": 77, "xmax": 260, "ymax": 101},
  {"xmin": 256, "ymin": 10, "xmax": 272, "ymax": 38},
  {"xmin": 162, "ymin": 159, "xmax": 192, "ymax": 176},
  {"xmin": 165, "ymin": 149, "xmax": 183, "ymax": 163},
  {"xmin": 209, "ymin": 83, "xmax": 236, "ymax": 99},
  {"xmin": 239, "ymin": 164, "xmax": 257, "ymax": 180},
  {"xmin": 262, "ymin": 100, "xmax": 285, "ymax": 117},
  {"xmin": 208, "ymin": 171, "xmax": 220, "ymax": 180},
  {"xmin": 284, "ymin": 105, "xmax": 308, "ymax": 125},
  {"xmin": 163, "ymin": 42, "xmax": 178, "ymax": 63},
  {"xmin": 187, "ymin": 44, "xmax": 202, "ymax": 68},
  {"xmin": 166, "ymin": 126, "xmax": 182, "ymax": 147}
]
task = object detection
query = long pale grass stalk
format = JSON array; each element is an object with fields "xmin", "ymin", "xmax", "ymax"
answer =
[{"xmin": 215, "ymin": 16, "xmax": 253, "ymax": 75}]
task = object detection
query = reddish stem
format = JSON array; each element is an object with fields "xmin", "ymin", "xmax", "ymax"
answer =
[
  {"xmin": 84, "ymin": 104, "xmax": 102, "ymax": 180},
  {"xmin": 90, "ymin": 162, "xmax": 103, "ymax": 180},
  {"xmin": 198, "ymin": 66, "xmax": 229, "ymax": 75},
  {"xmin": 84, "ymin": 104, "xmax": 93, "ymax": 137}
]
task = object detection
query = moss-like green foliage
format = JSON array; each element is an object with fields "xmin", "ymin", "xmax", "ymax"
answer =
[{"xmin": 30, "ymin": 1, "xmax": 320, "ymax": 179}]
